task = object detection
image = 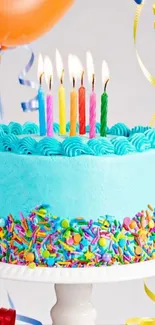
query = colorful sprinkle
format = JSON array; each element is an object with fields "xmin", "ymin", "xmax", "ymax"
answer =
[
  {"xmin": 1, "ymin": 204, "xmax": 155, "ymax": 268},
  {"xmin": 25, "ymin": 252, "xmax": 35, "ymax": 263},
  {"xmin": 98, "ymin": 238, "xmax": 107, "ymax": 247},
  {"xmin": 61, "ymin": 219, "xmax": 70, "ymax": 229},
  {"xmin": 129, "ymin": 220, "xmax": 137, "ymax": 229}
]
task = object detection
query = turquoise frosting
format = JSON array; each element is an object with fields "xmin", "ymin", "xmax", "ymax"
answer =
[
  {"xmin": 110, "ymin": 123, "xmax": 130, "ymax": 137},
  {"xmin": 144, "ymin": 129, "xmax": 155, "ymax": 148},
  {"xmin": 0, "ymin": 122, "xmax": 155, "ymax": 222},
  {"xmin": 1, "ymin": 121, "xmax": 155, "ymax": 227},
  {"xmin": 0, "ymin": 121, "xmax": 154, "ymax": 157},
  {"xmin": 16, "ymin": 137, "xmax": 37, "ymax": 155},
  {"xmin": 88, "ymin": 138, "xmax": 114, "ymax": 155},
  {"xmin": 53, "ymin": 123, "xmax": 60, "ymax": 133},
  {"xmin": 129, "ymin": 133, "xmax": 151, "ymax": 152},
  {"xmin": 37, "ymin": 138, "xmax": 62, "ymax": 156},
  {"xmin": 130, "ymin": 125, "xmax": 151, "ymax": 135},
  {"xmin": 1, "ymin": 149, "xmax": 155, "ymax": 221},
  {"xmin": 22, "ymin": 122, "xmax": 39, "ymax": 135},
  {"xmin": 0, "ymin": 132, "xmax": 154, "ymax": 157},
  {"xmin": 0, "ymin": 122, "xmax": 39, "ymax": 135},
  {"xmin": 9, "ymin": 122, "xmax": 23, "ymax": 135},
  {"xmin": 0, "ymin": 134, "xmax": 18, "ymax": 152},
  {"xmin": 86, "ymin": 123, "xmax": 109, "ymax": 134},
  {"xmin": 62, "ymin": 137, "xmax": 93, "ymax": 157},
  {"xmin": 0, "ymin": 124, "xmax": 10, "ymax": 134},
  {"xmin": 111, "ymin": 136, "xmax": 136, "ymax": 155}
]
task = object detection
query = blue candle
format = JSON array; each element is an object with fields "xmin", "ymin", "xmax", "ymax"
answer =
[
  {"xmin": 38, "ymin": 85, "xmax": 46, "ymax": 136},
  {"xmin": 38, "ymin": 54, "xmax": 46, "ymax": 136}
]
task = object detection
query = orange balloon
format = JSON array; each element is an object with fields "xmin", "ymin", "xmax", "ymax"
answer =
[
  {"xmin": 0, "ymin": 0, "xmax": 74, "ymax": 47},
  {"xmin": 1, "ymin": 46, "xmax": 8, "ymax": 50}
]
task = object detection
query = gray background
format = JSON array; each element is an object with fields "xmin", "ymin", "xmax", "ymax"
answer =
[{"xmin": 1, "ymin": 0, "xmax": 155, "ymax": 324}]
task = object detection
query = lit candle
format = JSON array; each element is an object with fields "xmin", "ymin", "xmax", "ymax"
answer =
[
  {"xmin": 38, "ymin": 54, "xmax": 46, "ymax": 136},
  {"xmin": 44, "ymin": 56, "xmax": 54, "ymax": 137},
  {"xmin": 56, "ymin": 49, "xmax": 66, "ymax": 135},
  {"xmin": 68, "ymin": 54, "xmax": 78, "ymax": 136},
  {"xmin": 86, "ymin": 52, "xmax": 96, "ymax": 139},
  {"xmin": 100, "ymin": 61, "xmax": 110, "ymax": 137},
  {"xmin": 78, "ymin": 67, "xmax": 86, "ymax": 135}
]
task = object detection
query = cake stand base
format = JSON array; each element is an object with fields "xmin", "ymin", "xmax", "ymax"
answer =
[{"xmin": 51, "ymin": 284, "xmax": 96, "ymax": 325}]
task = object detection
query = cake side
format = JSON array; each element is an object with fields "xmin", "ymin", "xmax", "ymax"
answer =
[
  {"xmin": 0, "ymin": 121, "xmax": 155, "ymax": 268},
  {"xmin": 1, "ymin": 149, "xmax": 155, "ymax": 221}
]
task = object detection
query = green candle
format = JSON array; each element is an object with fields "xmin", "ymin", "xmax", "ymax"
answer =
[
  {"xmin": 100, "ymin": 61, "xmax": 110, "ymax": 137},
  {"xmin": 100, "ymin": 89, "xmax": 108, "ymax": 137}
]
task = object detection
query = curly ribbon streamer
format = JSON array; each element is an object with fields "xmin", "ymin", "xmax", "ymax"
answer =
[
  {"xmin": 19, "ymin": 46, "xmax": 38, "ymax": 112},
  {"xmin": 134, "ymin": 1, "xmax": 155, "ymax": 126},
  {"xmin": 126, "ymin": 281, "xmax": 155, "ymax": 325},
  {"xmin": 134, "ymin": 0, "xmax": 143, "ymax": 4},
  {"xmin": 134, "ymin": 1, "xmax": 155, "ymax": 86},
  {"xmin": 8, "ymin": 294, "xmax": 42, "ymax": 325},
  {"xmin": 149, "ymin": 113, "xmax": 155, "ymax": 127}
]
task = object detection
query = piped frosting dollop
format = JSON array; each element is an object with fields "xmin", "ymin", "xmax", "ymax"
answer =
[
  {"xmin": 110, "ymin": 123, "xmax": 130, "ymax": 137},
  {"xmin": 0, "ymin": 121, "xmax": 154, "ymax": 157},
  {"xmin": 129, "ymin": 133, "xmax": 151, "ymax": 152},
  {"xmin": 88, "ymin": 138, "xmax": 114, "ymax": 156},
  {"xmin": 111, "ymin": 136, "xmax": 136, "ymax": 155}
]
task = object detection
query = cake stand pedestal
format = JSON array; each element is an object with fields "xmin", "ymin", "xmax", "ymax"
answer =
[
  {"xmin": 51, "ymin": 284, "xmax": 96, "ymax": 325},
  {"xmin": 1, "ymin": 260, "xmax": 155, "ymax": 325}
]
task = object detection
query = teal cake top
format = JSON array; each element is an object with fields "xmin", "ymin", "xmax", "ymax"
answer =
[{"xmin": 0, "ymin": 121, "xmax": 154, "ymax": 157}]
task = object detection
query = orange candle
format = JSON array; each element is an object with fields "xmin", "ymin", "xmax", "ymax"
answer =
[{"xmin": 70, "ymin": 77, "xmax": 77, "ymax": 136}]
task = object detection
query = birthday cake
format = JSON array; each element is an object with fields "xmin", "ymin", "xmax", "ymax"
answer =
[{"xmin": 0, "ymin": 121, "xmax": 155, "ymax": 268}]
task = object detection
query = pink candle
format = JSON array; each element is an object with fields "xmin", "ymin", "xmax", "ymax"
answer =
[
  {"xmin": 46, "ymin": 94, "xmax": 53, "ymax": 137},
  {"xmin": 89, "ymin": 85, "xmax": 96, "ymax": 139}
]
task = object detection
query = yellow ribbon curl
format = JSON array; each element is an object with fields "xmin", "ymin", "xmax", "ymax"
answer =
[
  {"xmin": 126, "ymin": 282, "xmax": 155, "ymax": 325},
  {"xmin": 134, "ymin": 2, "xmax": 155, "ymax": 126},
  {"xmin": 134, "ymin": 1, "xmax": 155, "ymax": 86}
]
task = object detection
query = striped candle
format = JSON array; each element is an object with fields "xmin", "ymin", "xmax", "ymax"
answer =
[
  {"xmin": 89, "ymin": 90, "xmax": 96, "ymax": 139},
  {"xmin": 46, "ymin": 94, "xmax": 53, "ymax": 137}
]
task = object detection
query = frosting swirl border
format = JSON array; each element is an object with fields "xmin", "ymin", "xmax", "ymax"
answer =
[{"xmin": 0, "ymin": 121, "xmax": 154, "ymax": 157}]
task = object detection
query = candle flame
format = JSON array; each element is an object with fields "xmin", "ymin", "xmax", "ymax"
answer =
[
  {"xmin": 102, "ymin": 60, "xmax": 110, "ymax": 86},
  {"xmin": 38, "ymin": 53, "xmax": 44, "ymax": 81},
  {"xmin": 56, "ymin": 49, "xmax": 64, "ymax": 81},
  {"xmin": 68, "ymin": 54, "xmax": 81, "ymax": 84},
  {"xmin": 86, "ymin": 51, "xmax": 95, "ymax": 84},
  {"xmin": 76, "ymin": 57, "xmax": 83, "ymax": 79},
  {"xmin": 44, "ymin": 56, "xmax": 53, "ymax": 87}
]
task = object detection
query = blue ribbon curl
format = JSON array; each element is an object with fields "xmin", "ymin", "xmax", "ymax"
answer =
[
  {"xmin": 8, "ymin": 294, "xmax": 42, "ymax": 325},
  {"xmin": 18, "ymin": 46, "xmax": 38, "ymax": 112}
]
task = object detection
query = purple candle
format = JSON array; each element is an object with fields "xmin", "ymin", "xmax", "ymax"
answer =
[
  {"xmin": 46, "ymin": 94, "xmax": 53, "ymax": 137},
  {"xmin": 44, "ymin": 56, "xmax": 54, "ymax": 137}
]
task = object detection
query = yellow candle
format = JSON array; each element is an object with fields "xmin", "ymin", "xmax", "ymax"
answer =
[
  {"xmin": 70, "ymin": 86, "xmax": 77, "ymax": 136},
  {"xmin": 59, "ymin": 84, "xmax": 66, "ymax": 135}
]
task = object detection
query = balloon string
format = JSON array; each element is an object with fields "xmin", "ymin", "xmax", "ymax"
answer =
[
  {"xmin": 8, "ymin": 294, "xmax": 43, "ymax": 325},
  {"xmin": 134, "ymin": 1, "xmax": 155, "ymax": 86},
  {"xmin": 19, "ymin": 46, "xmax": 38, "ymax": 112}
]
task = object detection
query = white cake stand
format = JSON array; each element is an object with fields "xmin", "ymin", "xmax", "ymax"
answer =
[{"xmin": 1, "ymin": 261, "xmax": 155, "ymax": 325}]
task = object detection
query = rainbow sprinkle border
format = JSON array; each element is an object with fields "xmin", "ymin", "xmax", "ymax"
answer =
[{"xmin": 1, "ymin": 204, "xmax": 155, "ymax": 268}]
